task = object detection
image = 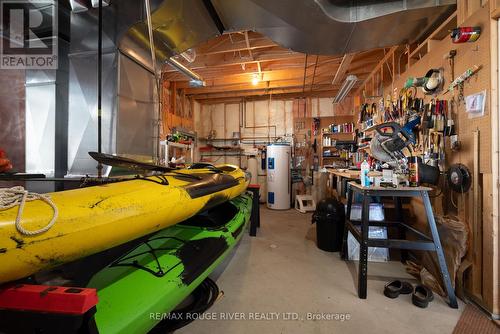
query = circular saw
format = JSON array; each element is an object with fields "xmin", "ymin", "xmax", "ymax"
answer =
[{"xmin": 369, "ymin": 121, "xmax": 418, "ymax": 171}]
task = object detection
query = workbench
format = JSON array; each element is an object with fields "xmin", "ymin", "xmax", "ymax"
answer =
[
  {"xmin": 326, "ymin": 169, "xmax": 381, "ymax": 199},
  {"xmin": 326, "ymin": 169, "xmax": 359, "ymax": 199},
  {"xmin": 340, "ymin": 181, "xmax": 458, "ymax": 308}
]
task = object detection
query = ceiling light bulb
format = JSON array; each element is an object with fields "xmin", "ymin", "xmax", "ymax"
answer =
[{"xmin": 251, "ymin": 74, "xmax": 260, "ymax": 86}]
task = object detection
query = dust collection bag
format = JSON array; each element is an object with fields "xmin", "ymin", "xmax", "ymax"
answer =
[{"xmin": 407, "ymin": 215, "xmax": 468, "ymax": 296}]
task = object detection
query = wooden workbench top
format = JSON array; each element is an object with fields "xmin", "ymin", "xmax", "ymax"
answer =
[
  {"xmin": 348, "ymin": 181, "xmax": 433, "ymax": 192},
  {"xmin": 326, "ymin": 168, "xmax": 381, "ymax": 179},
  {"xmin": 326, "ymin": 169, "xmax": 360, "ymax": 178}
]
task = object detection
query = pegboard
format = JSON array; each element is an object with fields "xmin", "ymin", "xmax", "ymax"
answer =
[
  {"xmin": 358, "ymin": 3, "xmax": 494, "ymax": 306},
  {"xmin": 388, "ymin": 4, "xmax": 492, "ymax": 174}
]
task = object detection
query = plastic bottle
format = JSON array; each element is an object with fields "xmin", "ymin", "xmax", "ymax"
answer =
[{"xmin": 360, "ymin": 160, "xmax": 370, "ymax": 187}]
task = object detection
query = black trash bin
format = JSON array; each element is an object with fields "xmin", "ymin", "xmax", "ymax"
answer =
[{"xmin": 311, "ymin": 198, "xmax": 345, "ymax": 252}]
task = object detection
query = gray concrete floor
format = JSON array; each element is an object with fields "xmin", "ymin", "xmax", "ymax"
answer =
[{"xmin": 179, "ymin": 206, "xmax": 463, "ymax": 334}]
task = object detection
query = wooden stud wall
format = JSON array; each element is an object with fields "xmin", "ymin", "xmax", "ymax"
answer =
[
  {"xmin": 349, "ymin": 2, "xmax": 498, "ymax": 314},
  {"xmin": 164, "ymin": 0, "xmax": 499, "ymax": 315},
  {"xmin": 161, "ymin": 80, "xmax": 195, "ymax": 136}
]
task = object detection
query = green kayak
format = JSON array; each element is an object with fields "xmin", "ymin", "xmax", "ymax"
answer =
[{"xmin": 87, "ymin": 194, "xmax": 252, "ymax": 334}]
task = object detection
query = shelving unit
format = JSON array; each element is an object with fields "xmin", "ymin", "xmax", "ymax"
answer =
[
  {"xmin": 198, "ymin": 135, "xmax": 244, "ymax": 164},
  {"xmin": 314, "ymin": 115, "xmax": 356, "ymax": 168},
  {"xmin": 319, "ymin": 131, "xmax": 355, "ymax": 167},
  {"xmin": 161, "ymin": 140, "xmax": 195, "ymax": 164},
  {"xmin": 322, "ymin": 153, "xmax": 351, "ymax": 166}
]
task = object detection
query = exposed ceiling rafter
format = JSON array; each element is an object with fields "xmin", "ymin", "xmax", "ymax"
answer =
[{"xmin": 162, "ymin": 30, "xmax": 392, "ymax": 101}]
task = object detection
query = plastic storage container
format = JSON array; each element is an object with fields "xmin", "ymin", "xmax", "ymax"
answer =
[{"xmin": 346, "ymin": 203, "xmax": 389, "ymax": 262}]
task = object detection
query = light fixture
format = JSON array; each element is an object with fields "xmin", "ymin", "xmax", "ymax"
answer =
[
  {"xmin": 333, "ymin": 74, "xmax": 358, "ymax": 103},
  {"xmin": 251, "ymin": 73, "xmax": 260, "ymax": 86},
  {"xmin": 179, "ymin": 48, "xmax": 196, "ymax": 63},
  {"xmin": 189, "ymin": 79, "xmax": 205, "ymax": 87},
  {"xmin": 166, "ymin": 57, "xmax": 206, "ymax": 86}
]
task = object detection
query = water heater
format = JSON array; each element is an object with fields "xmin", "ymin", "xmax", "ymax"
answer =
[{"xmin": 266, "ymin": 143, "xmax": 291, "ymax": 210}]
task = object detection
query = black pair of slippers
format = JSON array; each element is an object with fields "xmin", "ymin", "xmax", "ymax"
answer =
[{"xmin": 383, "ymin": 280, "xmax": 434, "ymax": 308}]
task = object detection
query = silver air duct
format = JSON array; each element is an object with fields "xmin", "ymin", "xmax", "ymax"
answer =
[{"xmin": 211, "ymin": 0, "xmax": 456, "ymax": 55}]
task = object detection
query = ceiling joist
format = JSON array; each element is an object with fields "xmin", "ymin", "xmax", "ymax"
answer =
[{"xmin": 161, "ymin": 30, "xmax": 392, "ymax": 101}]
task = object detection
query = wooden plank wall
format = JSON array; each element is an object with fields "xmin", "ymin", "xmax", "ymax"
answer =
[
  {"xmin": 488, "ymin": 0, "xmax": 500, "ymax": 318},
  {"xmin": 457, "ymin": 0, "xmax": 498, "ymax": 316},
  {"xmin": 349, "ymin": 2, "xmax": 498, "ymax": 314}
]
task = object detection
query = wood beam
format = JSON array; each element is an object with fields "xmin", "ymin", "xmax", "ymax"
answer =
[
  {"xmin": 354, "ymin": 45, "xmax": 399, "ymax": 95},
  {"xmin": 197, "ymin": 37, "xmax": 276, "ymax": 56},
  {"xmin": 166, "ymin": 57, "xmax": 320, "ymax": 80},
  {"xmin": 310, "ymin": 55, "xmax": 319, "ymax": 92},
  {"xmin": 185, "ymin": 79, "xmax": 342, "ymax": 95},
  {"xmin": 492, "ymin": 0, "xmax": 500, "ymax": 19},
  {"xmin": 198, "ymin": 35, "xmax": 230, "ymax": 54},
  {"xmin": 175, "ymin": 68, "xmax": 331, "ymax": 88},
  {"xmin": 160, "ymin": 32, "xmax": 396, "ymax": 105},
  {"xmin": 244, "ymin": 31, "xmax": 254, "ymax": 60},
  {"xmin": 164, "ymin": 55, "xmax": 341, "ymax": 81},
  {"xmin": 302, "ymin": 54, "xmax": 308, "ymax": 92},
  {"xmin": 171, "ymin": 81, "xmax": 177, "ymax": 117},
  {"xmin": 194, "ymin": 88, "xmax": 349, "ymax": 103},
  {"xmin": 190, "ymin": 85, "xmax": 341, "ymax": 101},
  {"xmin": 164, "ymin": 50, "xmax": 304, "ymax": 73},
  {"xmin": 169, "ymin": 63, "xmax": 373, "ymax": 92},
  {"xmin": 196, "ymin": 97, "xmax": 246, "ymax": 105}
]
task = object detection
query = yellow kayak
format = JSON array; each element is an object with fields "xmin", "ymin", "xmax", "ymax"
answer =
[{"xmin": 0, "ymin": 164, "xmax": 248, "ymax": 284}]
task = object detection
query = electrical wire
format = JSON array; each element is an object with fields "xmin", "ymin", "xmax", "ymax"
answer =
[
  {"xmin": 428, "ymin": 172, "xmax": 444, "ymax": 198},
  {"xmin": 450, "ymin": 189, "xmax": 458, "ymax": 209}
]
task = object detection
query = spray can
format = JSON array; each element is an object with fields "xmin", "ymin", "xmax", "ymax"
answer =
[{"xmin": 409, "ymin": 156, "xmax": 420, "ymax": 187}]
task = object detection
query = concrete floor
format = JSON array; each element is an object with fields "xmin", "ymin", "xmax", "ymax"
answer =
[{"xmin": 179, "ymin": 206, "xmax": 463, "ymax": 334}]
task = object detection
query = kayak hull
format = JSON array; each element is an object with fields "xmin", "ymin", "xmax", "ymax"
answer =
[
  {"xmin": 88, "ymin": 194, "xmax": 252, "ymax": 334},
  {"xmin": 0, "ymin": 165, "xmax": 248, "ymax": 284}
]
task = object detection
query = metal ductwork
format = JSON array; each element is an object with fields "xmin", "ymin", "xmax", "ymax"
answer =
[
  {"xmin": 210, "ymin": 0, "xmax": 456, "ymax": 55},
  {"xmin": 116, "ymin": 0, "xmax": 456, "ymax": 72},
  {"xmin": 55, "ymin": 0, "xmax": 458, "ymax": 175},
  {"xmin": 68, "ymin": 0, "xmax": 110, "ymax": 13},
  {"xmin": 108, "ymin": 0, "xmax": 457, "ymax": 63},
  {"xmin": 66, "ymin": 0, "xmax": 220, "ymax": 175},
  {"xmin": 315, "ymin": 0, "xmax": 455, "ymax": 23},
  {"xmin": 119, "ymin": 0, "xmax": 220, "ymax": 73}
]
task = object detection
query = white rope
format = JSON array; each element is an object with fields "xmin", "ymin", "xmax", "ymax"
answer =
[{"xmin": 0, "ymin": 186, "xmax": 58, "ymax": 236}]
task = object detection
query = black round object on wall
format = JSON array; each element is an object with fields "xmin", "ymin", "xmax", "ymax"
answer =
[{"xmin": 447, "ymin": 164, "xmax": 472, "ymax": 193}]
